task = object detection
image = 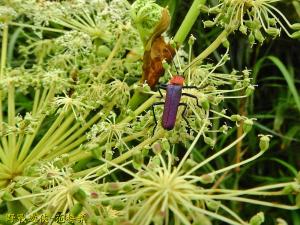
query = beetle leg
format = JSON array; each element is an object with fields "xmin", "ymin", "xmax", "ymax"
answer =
[
  {"xmin": 152, "ymin": 102, "xmax": 165, "ymax": 135},
  {"xmin": 179, "ymin": 102, "xmax": 191, "ymax": 133},
  {"xmin": 182, "ymin": 93, "xmax": 201, "ymax": 108},
  {"xmin": 157, "ymin": 84, "xmax": 167, "ymax": 99}
]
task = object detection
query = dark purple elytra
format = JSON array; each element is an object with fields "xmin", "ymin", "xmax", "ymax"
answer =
[{"xmin": 162, "ymin": 76, "xmax": 184, "ymax": 130}]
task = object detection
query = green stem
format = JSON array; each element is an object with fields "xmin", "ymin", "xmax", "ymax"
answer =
[
  {"xmin": 0, "ymin": 22, "xmax": 8, "ymax": 79},
  {"xmin": 48, "ymin": 112, "xmax": 102, "ymax": 158},
  {"xmin": 68, "ymin": 130, "xmax": 147, "ymax": 163},
  {"xmin": 32, "ymin": 88, "xmax": 41, "ymax": 116},
  {"xmin": 207, "ymin": 150, "xmax": 264, "ymax": 177},
  {"xmin": 174, "ymin": 0, "xmax": 207, "ymax": 45},
  {"xmin": 73, "ymin": 129, "xmax": 166, "ymax": 177},
  {"xmin": 8, "ymin": 83, "xmax": 16, "ymax": 170},
  {"xmin": 188, "ymin": 29, "xmax": 230, "ymax": 68},
  {"xmin": 18, "ymin": 110, "xmax": 68, "ymax": 169},
  {"xmin": 18, "ymin": 86, "xmax": 55, "ymax": 163},
  {"xmin": 0, "ymin": 21, "xmax": 9, "ymax": 155},
  {"xmin": 14, "ymin": 187, "xmax": 35, "ymax": 210},
  {"xmin": 186, "ymin": 132, "xmax": 247, "ymax": 176},
  {"xmin": 9, "ymin": 21, "xmax": 65, "ymax": 33}
]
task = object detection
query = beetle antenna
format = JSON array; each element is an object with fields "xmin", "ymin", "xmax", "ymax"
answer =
[
  {"xmin": 171, "ymin": 58, "xmax": 179, "ymax": 75},
  {"xmin": 164, "ymin": 46, "xmax": 180, "ymax": 76}
]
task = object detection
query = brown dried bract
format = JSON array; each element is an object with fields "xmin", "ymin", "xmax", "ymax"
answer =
[{"xmin": 141, "ymin": 8, "xmax": 175, "ymax": 89}]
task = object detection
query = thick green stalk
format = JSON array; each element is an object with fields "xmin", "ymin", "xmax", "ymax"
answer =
[
  {"xmin": 0, "ymin": 22, "xmax": 9, "ymax": 154},
  {"xmin": 18, "ymin": 110, "xmax": 67, "ymax": 169},
  {"xmin": 17, "ymin": 86, "xmax": 55, "ymax": 163},
  {"xmin": 188, "ymin": 30, "xmax": 229, "ymax": 68},
  {"xmin": 173, "ymin": 0, "xmax": 207, "ymax": 45},
  {"xmin": 9, "ymin": 22, "xmax": 65, "ymax": 33},
  {"xmin": 0, "ymin": 22, "xmax": 8, "ymax": 79},
  {"xmin": 7, "ymin": 83, "xmax": 16, "ymax": 170}
]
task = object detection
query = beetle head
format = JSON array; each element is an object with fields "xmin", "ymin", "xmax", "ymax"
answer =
[{"xmin": 170, "ymin": 75, "xmax": 184, "ymax": 85}]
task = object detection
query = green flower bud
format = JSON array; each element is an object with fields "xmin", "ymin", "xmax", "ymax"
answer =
[
  {"xmin": 161, "ymin": 138, "xmax": 170, "ymax": 151},
  {"xmin": 268, "ymin": 18, "xmax": 277, "ymax": 26},
  {"xmin": 246, "ymin": 85, "xmax": 255, "ymax": 96},
  {"xmin": 104, "ymin": 182, "xmax": 121, "ymax": 194},
  {"xmin": 182, "ymin": 159, "xmax": 197, "ymax": 171},
  {"xmin": 222, "ymin": 39, "xmax": 230, "ymax": 49},
  {"xmin": 203, "ymin": 20, "xmax": 215, "ymax": 28},
  {"xmin": 220, "ymin": 124, "xmax": 229, "ymax": 133},
  {"xmin": 230, "ymin": 114, "xmax": 242, "ymax": 122},
  {"xmin": 70, "ymin": 203, "xmax": 83, "ymax": 216},
  {"xmin": 199, "ymin": 94, "xmax": 209, "ymax": 110},
  {"xmin": 89, "ymin": 216, "xmax": 100, "ymax": 225},
  {"xmin": 142, "ymin": 147, "xmax": 149, "ymax": 156},
  {"xmin": 102, "ymin": 199, "xmax": 110, "ymax": 206},
  {"xmin": 248, "ymin": 33, "xmax": 255, "ymax": 46},
  {"xmin": 243, "ymin": 119, "xmax": 254, "ymax": 133},
  {"xmin": 151, "ymin": 155, "xmax": 161, "ymax": 166},
  {"xmin": 206, "ymin": 200, "xmax": 221, "ymax": 211},
  {"xmin": 199, "ymin": 174, "xmax": 215, "ymax": 184},
  {"xmin": 133, "ymin": 152, "xmax": 144, "ymax": 170},
  {"xmin": 291, "ymin": 31, "xmax": 300, "ymax": 39},
  {"xmin": 254, "ymin": 30, "xmax": 264, "ymax": 43},
  {"xmin": 72, "ymin": 187, "xmax": 87, "ymax": 203},
  {"xmin": 249, "ymin": 212, "xmax": 264, "ymax": 225},
  {"xmin": 266, "ymin": 28, "xmax": 280, "ymax": 37},
  {"xmin": 281, "ymin": 185, "xmax": 294, "ymax": 194},
  {"xmin": 96, "ymin": 45, "xmax": 111, "ymax": 57},
  {"xmin": 188, "ymin": 35, "xmax": 196, "ymax": 46},
  {"xmin": 204, "ymin": 136, "xmax": 215, "ymax": 147},
  {"xmin": 291, "ymin": 23, "xmax": 300, "ymax": 30},
  {"xmin": 123, "ymin": 183, "xmax": 133, "ymax": 192},
  {"xmin": 152, "ymin": 141, "xmax": 162, "ymax": 154},
  {"xmin": 259, "ymin": 135, "xmax": 272, "ymax": 152},
  {"xmin": 162, "ymin": 60, "xmax": 170, "ymax": 70},
  {"xmin": 239, "ymin": 25, "xmax": 248, "ymax": 34},
  {"xmin": 201, "ymin": 99, "xmax": 210, "ymax": 110},
  {"xmin": 111, "ymin": 199, "xmax": 125, "ymax": 210}
]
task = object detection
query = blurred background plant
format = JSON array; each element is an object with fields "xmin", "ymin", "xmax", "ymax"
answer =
[{"xmin": 0, "ymin": 0, "xmax": 299, "ymax": 224}]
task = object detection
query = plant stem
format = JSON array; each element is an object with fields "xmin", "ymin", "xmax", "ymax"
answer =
[
  {"xmin": 9, "ymin": 22, "xmax": 65, "ymax": 33},
  {"xmin": 18, "ymin": 86, "xmax": 55, "ymax": 163},
  {"xmin": 0, "ymin": 21, "xmax": 9, "ymax": 155},
  {"xmin": 8, "ymin": 83, "xmax": 16, "ymax": 170},
  {"xmin": 18, "ymin": 110, "xmax": 67, "ymax": 169},
  {"xmin": 186, "ymin": 132, "xmax": 247, "ymax": 176},
  {"xmin": 174, "ymin": 0, "xmax": 207, "ymax": 45},
  {"xmin": 188, "ymin": 29, "xmax": 229, "ymax": 68},
  {"xmin": 207, "ymin": 150, "xmax": 264, "ymax": 176},
  {"xmin": 73, "ymin": 129, "xmax": 166, "ymax": 177}
]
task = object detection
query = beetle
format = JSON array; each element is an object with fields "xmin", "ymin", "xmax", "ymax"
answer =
[{"xmin": 151, "ymin": 75, "xmax": 203, "ymax": 132}]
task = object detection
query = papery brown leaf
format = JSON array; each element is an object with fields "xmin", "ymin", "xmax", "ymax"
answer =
[{"xmin": 141, "ymin": 8, "xmax": 175, "ymax": 89}]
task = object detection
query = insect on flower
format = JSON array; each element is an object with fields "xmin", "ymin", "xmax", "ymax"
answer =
[{"xmin": 152, "ymin": 72, "xmax": 206, "ymax": 133}]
